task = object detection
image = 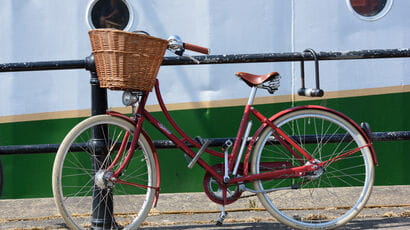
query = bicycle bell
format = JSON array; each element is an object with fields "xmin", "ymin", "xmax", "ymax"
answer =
[{"xmin": 167, "ymin": 35, "xmax": 184, "ymax": 56}]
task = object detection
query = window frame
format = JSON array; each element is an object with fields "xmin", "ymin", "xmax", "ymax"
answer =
[
  {"xmin": 346, "ymin": 0, "xmax": 394, "ymax": 21},
  {"xmin": 86, "ymin": 0, "xmax": 134, "ymax": 31}
]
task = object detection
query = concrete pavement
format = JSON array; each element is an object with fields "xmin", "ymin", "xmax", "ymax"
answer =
[{"xmin": 0, "ymin": 186, "xmax": 409, "ymax": 229}]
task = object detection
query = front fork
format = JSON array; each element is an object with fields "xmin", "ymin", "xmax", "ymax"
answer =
[{"xmin": 105, "ymin": 111, "xmax": 162, "ymax": 207}]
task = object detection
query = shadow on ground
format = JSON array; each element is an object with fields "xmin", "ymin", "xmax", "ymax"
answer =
[{"xmin": 141, "ymin": 217, "xmax": 410, "ymax": 230}]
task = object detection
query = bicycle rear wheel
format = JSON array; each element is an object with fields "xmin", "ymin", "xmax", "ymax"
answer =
[
  {"xmin": 53, "ymin": 115, "xmax": 157, "ymax": 230},
  {"xmin": 251, "ymin": 108, "xmax": 374, "ymax": 229}
]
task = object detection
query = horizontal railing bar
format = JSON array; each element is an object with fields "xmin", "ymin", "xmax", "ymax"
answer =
[
  {"xmin": 0, "ymin": 59, "xmax": 87, "ymax": 72},
  {"xmin": 162, "ymin": 48, "xmax": 410, "ymax": 65},
  {"xmin": 1, "ymin": 48, "xmax": 409, "ymax": 73},
  {"xmin": 372, "ymin": 131, "xmax": 410, "ymax": 141},
  {"xmin": 0, "ymin": 131, "xmax": 408, "ymax": 155},
  {"xmin": 0, "ymin": 144, "xmax": 61, "ymax": 154}
]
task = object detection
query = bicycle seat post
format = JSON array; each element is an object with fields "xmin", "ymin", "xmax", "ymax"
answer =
[{"xmin": 247, "ymin": 87, "xmax": 258, "ymax": 106}]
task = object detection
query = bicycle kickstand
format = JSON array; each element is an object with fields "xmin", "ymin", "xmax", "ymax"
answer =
[{"xmin": 216, "ymin": 205, "xmax": 227, "ymax": 226}]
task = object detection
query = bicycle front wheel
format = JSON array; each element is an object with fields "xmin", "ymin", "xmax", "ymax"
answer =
[
  {"xmin": 251, "ymin": 108, "xmax": 374, "ymax": 229},
  {"xmin": 53, "ymin": 115, "xmax": 157, "ymax": 230}
]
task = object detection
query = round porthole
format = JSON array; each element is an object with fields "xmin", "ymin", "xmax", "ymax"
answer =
[
  {"xmin": 86, "ymin": 0, "xmax": 134, "ymax": 31},
  {"xmin": 347, "ymin": 0, "xmax": 393, "ymax": 21}
]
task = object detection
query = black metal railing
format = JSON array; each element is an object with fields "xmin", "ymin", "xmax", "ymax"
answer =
[
  {"xmin": 1, "ymin": 131, "xmax": 410, "ymax": 155},
  {"xmin": 2, "ymin": 48, "xmax": 410, "ymax": 72},
  {"xmin": 1, "ymin": 48, "xmax": 410, "ymax": 156}
]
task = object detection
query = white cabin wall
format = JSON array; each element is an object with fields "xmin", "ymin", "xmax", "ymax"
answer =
[
  {"xmin": 125, "ymin": 0, "xmax": 213, "ymax": 106},
  {"xmin": 0, "ymin": 1, "xmax": 293, "ymax": 117},
  {"xmin": 292, "ymin": 0, "xmax": 410, "ymax": 94},
  {"xmin": 0, "ymin": 0, "xmax": 408, "ymax": 118},
  {"xmin": 122, "ymin": 0, "xmax": 293, "ymax": 106},
  {"xmin": 0, "ymin": 1, "xmax": 91, "ymax": 117},
  {"xmin": 205, "ymin": 1, "xmax": 293, "ymax": 101}
]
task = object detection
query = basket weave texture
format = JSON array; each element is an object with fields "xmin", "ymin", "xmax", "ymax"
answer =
[{"xmin": 89, "ymin": 29, "xmax": 168, "ymax": 91}]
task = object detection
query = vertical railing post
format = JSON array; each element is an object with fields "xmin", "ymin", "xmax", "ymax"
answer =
[
  {"xmin": 87, "ymin": 55, "xmax": 108, "ymax": 116},
  {"xmin": 0, "ymin": 160, "xmax": 3, "ymax": 198},
  {"xmin": 85, "ymin": 55, "xmax": 114, "ymax": 229}
]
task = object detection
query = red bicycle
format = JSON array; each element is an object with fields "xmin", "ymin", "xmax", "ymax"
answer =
[{"xmin": 52, "ymin": 30, "xmax": 377, "ymax": 230}]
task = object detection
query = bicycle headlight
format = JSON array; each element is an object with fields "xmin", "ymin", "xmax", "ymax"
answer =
[{"xmin": 122, "ymin": 91, "xmax": 138, "ymax": 106}]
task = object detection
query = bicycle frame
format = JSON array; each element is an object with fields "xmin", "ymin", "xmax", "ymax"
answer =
[
  {"xmin": 107, "ymin": 79, "xmax": 376, "ymax": 189},
  {"xmin": 52, "ymin": 33, "xmax": 380, "ymax": 230}
]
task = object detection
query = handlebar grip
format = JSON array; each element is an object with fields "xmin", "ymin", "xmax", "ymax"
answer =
[
  {"xmin": 183, "ymin": 42, "xmax": 210, "ymax": 55},
  {"xmin": 298, "ymin": 88, "xmax": 324, "ymax": 97}
]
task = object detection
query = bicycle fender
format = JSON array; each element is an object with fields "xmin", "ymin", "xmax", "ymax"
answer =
[
  {"xmin": 243, "ymin": 105, "xmax": 378, "ymax": 174},
  {"xmin": 107, "ymin": 111, "xmax": 162, "ymax": 207},
  {"xmin": 140, "ymin": 129, "xmax": 162, "ymax": 207}
]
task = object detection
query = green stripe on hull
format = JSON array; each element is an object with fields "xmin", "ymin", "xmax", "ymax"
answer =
[{"xmin": 0, "ymin": 92, "xmax": 409, "ymax": 199}]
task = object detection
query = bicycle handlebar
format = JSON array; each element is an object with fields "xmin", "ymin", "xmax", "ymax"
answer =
[
  {"xmin": 167, "ymin": 35, "xmax": 210, "ymax": 56},
  {"xmin": 183, "ymin": 42, "xmax": 210, "ymax": 55}
]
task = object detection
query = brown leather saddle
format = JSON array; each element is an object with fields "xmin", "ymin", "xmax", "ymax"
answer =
[
  {"xmin": 235, "ymin": 72, "xmax": 279, "ymax": 87},
  {"xmin": 235, "ymin": 72, "xmax": 280, "ymax": 94}
]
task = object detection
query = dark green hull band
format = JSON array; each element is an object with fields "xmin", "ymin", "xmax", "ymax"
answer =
[{"xmin": 0, "ymin": 92, "xmax": 409, "ymax": 199}]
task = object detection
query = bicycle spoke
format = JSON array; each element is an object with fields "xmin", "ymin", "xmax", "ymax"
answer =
[
  {"xmin": 252, "ymin": 108, "xmax": 374, "ymax": 229},
  {"xmin": 53, "ymin": 115, "xmax": 157, "ymax": 229}
]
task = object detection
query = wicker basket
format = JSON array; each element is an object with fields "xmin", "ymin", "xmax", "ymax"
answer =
[{"xmin": 89, "ymin": 29, "xmax": 168, "ymax": 91}]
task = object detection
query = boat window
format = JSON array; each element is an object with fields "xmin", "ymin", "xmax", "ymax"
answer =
[
  {"xmin": 347, "ymin": 0, "xmax": 393, "ymax": 20},
  {"xmin": 86, "ymin": 0, "xmax": 133, "ymax": 30}
]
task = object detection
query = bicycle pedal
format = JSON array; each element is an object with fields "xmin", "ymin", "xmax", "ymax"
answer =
[
  {"xmin": 194, "ymin": 136, "xmax": 205, "ymax": 145},
  {"xmin": 215, "ymin": 211, "xmax": 228, "ymax": 226},
  {"xmin": 216, "ymin": 219, "xmax": 223, "ymax": 226},
  {"xmin": 187, "ymin": 139, "xmax": 210, "ymax": 168},
  {"xmin": 221, "ymin": 139, "xmax": 233, "ymax": 152}
]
